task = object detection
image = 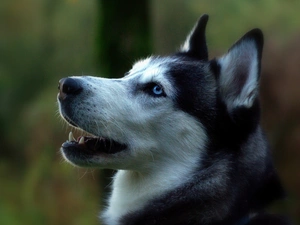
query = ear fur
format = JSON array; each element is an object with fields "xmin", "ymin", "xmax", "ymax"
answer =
[
  {"xmin": 216, "ymin": 29, "xmax": 263, "ymax": 111},
  {"xmin": 180, "ymin": 14, "xmax": 209, "ymax": 60}
]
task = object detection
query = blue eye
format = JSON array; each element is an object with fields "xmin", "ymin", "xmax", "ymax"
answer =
[
  {"xmin": 152, "ymin": 85, "xmax": 163, "ymax": 95},
  {"xmin": 143, "ymin": 83, "xmax": 166, "ymax": 97}
]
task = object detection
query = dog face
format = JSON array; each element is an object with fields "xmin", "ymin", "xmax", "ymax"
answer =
[
  {"xmin": 58, "ymin": 15, "xmax": 263, "ymax": 172},
  {"xmin": 57, "ymin": 57, "xmax": 210, "ymax": 171}
]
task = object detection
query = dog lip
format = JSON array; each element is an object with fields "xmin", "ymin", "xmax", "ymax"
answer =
[
  {"xmin": 62, "ymin": 114, "xmax": 78, "ymax": 128},
  {"xmin": 61, "ymin": 135, "xmax": 127, "ymax": 156}
]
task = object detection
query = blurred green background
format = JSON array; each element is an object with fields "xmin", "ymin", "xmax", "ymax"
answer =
[{"xmin": 1, "ymin": 0, "xmax": 300, "ymax": 224}]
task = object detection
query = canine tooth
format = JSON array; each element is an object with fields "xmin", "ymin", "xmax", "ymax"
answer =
[
  {"xmin": 79, "ymin": 137, "xmax": 85, "ymax": 144},
  {"xmin": 69, "ymin": 132, "xmax": 75, "ymax": 142}
]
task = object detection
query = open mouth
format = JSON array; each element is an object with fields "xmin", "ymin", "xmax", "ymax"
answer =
[{"xmin": 62, "ymin": 131, "xmax": 127, "ymax": 155}]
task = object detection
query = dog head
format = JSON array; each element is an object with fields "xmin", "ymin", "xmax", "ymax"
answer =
[{"xmin": 57, "ymin": 14, "xmax": 263, "ymax": 171}]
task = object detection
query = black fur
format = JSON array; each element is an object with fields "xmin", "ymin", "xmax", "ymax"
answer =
[
  {"xmin": 183, "ymin": 14, "xmax": 209, "ymax": 60},
  {"xmin": 118, "ymin": 58, "xmax": 287, "ymax": 224},
  {"xmin": 118, "ymin": 16, "xmax": 289, "ymax": 225},
  {"xmin": 58, "ymin": 14, "xmax": 289, "ymax": 225}
]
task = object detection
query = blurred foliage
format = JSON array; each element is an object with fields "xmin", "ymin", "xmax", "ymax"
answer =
[
  {"xmin": 0, "ymin": 0, "xmax": 300, "ymax": 224},
  {"xmin": 152, "ymin": 0, "xmax": 300, "ymax": 55}
]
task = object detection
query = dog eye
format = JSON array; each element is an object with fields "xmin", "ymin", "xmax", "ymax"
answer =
[
  {"xmin": 152, "ymin": 85, "xmax": 163, "ymax": 95},
  {"xmin": 144, "ymin": 83, "xmax": 166, "ymax": 97}
]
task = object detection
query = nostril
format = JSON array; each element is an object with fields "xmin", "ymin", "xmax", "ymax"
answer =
[{"xmin": 59, "ymin": 78, "xmax": 83, "ymax": 95}]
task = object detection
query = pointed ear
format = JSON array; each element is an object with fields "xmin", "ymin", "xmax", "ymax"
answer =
[
  {"xmin": 216, "ymin": 29, "xmax": 263, "ymax": 111},
  {"xmin": 180, "ymin": 14, "xmax": 209, "ymax": 60}
]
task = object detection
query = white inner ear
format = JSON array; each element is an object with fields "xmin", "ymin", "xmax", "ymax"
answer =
[
  {"xmin": 180, "ymin": 28, "xmax": 194, "ymax": 52},
  {"xmin": 218, "ymin": 40, "xmax": 259, "ymax": 111}
]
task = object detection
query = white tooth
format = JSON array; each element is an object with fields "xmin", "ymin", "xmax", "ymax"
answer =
[
  {"xmin": 79, "ymin": 137, "xmax": 85, "ymax": 144},
  {"xmin": 69, "ymin": 132, "xmax": 75, "ymax": 142}
]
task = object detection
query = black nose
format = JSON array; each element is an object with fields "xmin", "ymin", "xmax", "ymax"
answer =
[{"xmin": 58, "ymin": 77, "xmax": 83, "ymax": 100}]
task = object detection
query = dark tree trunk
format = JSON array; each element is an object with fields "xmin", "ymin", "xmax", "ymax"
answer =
[{"xmin": 97, "ymin": 0, "xmax": 152, "ymax": 77}]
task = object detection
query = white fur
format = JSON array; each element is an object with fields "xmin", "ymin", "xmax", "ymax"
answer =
[
  {"xmin": 102, "ymin": 111, "xmax": 206, "ymax": 224},
  {"xmin": 127, "ymin": 57, "xmax": 177, "ymax": 96},
  {"xmin": 180, "ymin": 23, "xmax": 198, "ymax": 53},
  {"xmin": 181, "ymin": 33, "xmax": 192, "ymax": 52},
  {"xmin": 60, "ymin": 58, "xmax": 208, "ymax": 224}
]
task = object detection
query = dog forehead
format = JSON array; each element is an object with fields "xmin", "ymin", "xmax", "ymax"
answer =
[{"xmin": 127, "ymin": 57, "xmax": 178, "ymax": 82}]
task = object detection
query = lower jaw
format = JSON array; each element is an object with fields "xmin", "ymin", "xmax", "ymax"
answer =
[
  {"xmin": 60, "ymin": 142, "xmax": 128, "ymax": 167},
  {"xmin": 60, "ymin": 130, "xmax": 128, "ymax": 167}
]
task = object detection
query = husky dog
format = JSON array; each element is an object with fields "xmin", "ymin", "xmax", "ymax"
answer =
[{"xmin": 57, "ymin": 15, "xmax": 289, "ymax": 225}]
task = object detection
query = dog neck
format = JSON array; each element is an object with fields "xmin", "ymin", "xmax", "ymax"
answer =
[{"xmin": 102, "ymin": 156, "xmax": 201, "ymax": 225}]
